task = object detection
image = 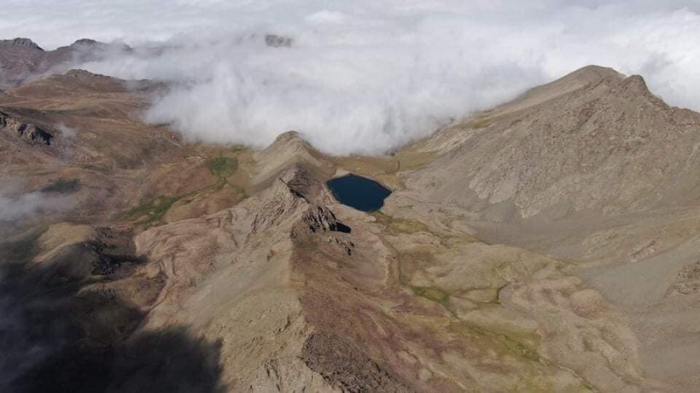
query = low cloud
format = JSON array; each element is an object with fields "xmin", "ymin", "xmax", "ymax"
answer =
[
  {"xmin": 0, "ymin": 189, "xmax": 46, "ymax": 222},
  {"xmin": 0, "ymin": 184, "xmax": 74, "ymax": 222},
  {"xmin": 56, "ymin": 123, "xmax": 77, "ymax": 139},
  {"xmin": 3, "ymin": 1, "xmax": 700, "ymax": 154}
]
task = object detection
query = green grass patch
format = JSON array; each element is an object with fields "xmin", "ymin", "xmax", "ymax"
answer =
[
  {"xmin": 449, "ymin": 321, "xmax": 541, "ymax": 362},
  {"xmin": 206, "ymin": 156, "xmax": 238, "ymax": 178},
  {"xmin": 372, "ymin": 212, "xmax": 429, "ymax": 235},
  {"xmin": 496, "ymin": 331, "xmax": 540, "ymax": 362},
  {"xmin": 128, "ymin": 196, "xmax": 180, "ymax": 227},
  {"xmin": 390, "ymin": 218, "xmax": 429, "ymax": 234},
  {"xmin": 41, "ymin": 178, "xmax": 81, "ymax": 194},
  {"xmin": 235, "ymin": 187, "xmax": 249, "ymax": 200},
  {"xmin": 205, "ymin": 156, "xmax": 239, "ymax": 191},
  {"xmin": 412, "ymin": 286, "xmax": 450, "ymax": 306},
  {"xmin": 123, "ymin": 154, "xmax": 245, "ymax": 227}
]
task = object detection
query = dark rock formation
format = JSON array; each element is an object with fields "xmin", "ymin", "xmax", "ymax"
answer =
[
  {"xmin": 0, "ymin": 110, "xmax": 54, "ymax": 146},
  {"xmin": 299, "ymin": 206, "xmax": 351, "ymax": 235}
]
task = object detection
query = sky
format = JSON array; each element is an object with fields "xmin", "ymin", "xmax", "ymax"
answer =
[{"xmin": 2, "ymin": 0, "xmax": 700, "ymax": 154}]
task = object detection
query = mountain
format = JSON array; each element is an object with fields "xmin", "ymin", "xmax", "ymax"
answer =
[
  {"xmin": 0, "ymin": 37, "xmax": 126, "ymax": 90},
  {"xmin": 387, "ymin": 65, "xmax": 700, "ymax": 391},
  {"xmin": 0, "ymin": 42, "xmax": 698, "ymax": 391}
]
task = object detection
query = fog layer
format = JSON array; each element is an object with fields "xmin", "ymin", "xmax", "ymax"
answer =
[{"xmin": 3, "ymin": 1, "xmax": 700, "ymax": 154}]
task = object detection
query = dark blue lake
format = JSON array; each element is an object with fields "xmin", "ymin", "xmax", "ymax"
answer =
[{"xmin": 327, "ymin": 174, "xmax": 392, "ymax": 212}]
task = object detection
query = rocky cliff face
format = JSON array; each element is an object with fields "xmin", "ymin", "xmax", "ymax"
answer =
[{"xmin": 0, "ymin": 110, "xmax": 54, "ymax": 145}]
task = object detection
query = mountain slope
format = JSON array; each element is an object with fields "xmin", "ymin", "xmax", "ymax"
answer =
[
  {"xmin": 403, "ymin": 66, "xmax": 700, "ymax": 222},
  {"xmin": 386, "ymin": 65, "xmax": 700, "ymax": 391}
]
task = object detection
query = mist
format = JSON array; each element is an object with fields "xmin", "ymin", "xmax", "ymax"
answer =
[
  {"xmin": 0, "ymin": 188, "xmax": 48, "ymax": 222},
  {"xmin": 3, "ymin": 1, "xmax": 700, "ymax": 154},
  {"xmin": 0, "ymin": 185, "xmax": 75, "ymax": 223}
]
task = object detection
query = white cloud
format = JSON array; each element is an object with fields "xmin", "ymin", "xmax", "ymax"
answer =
[
  {"xmin": 0, "ymin": 184, "xmax": 74, "ymax": 222},
  {"xmin": 0, "ymin": 189, "xmax": 46, "ymax": 222},
  {"xmin": 56, "ymin": 123, "xmax": 77, "ymax": 139},
  {"xmin": 3, "ymin": 1, "xmax": 700, "ymax": 154}
]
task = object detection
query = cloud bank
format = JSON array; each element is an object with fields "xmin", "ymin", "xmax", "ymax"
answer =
[{"xmin": 3, "ymin": 1, "xmax": 700, "ymax": 154}]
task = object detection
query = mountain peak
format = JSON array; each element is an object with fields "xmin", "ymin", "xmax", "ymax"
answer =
[
  {"xmin": 0, "ymin": 37, "xmax": 43, "ymax": 51},
  {"xmin": 65, "ymin": 69, "xmax": 110, "ymax": 79},
  {"xmin": 272, "ymin": 130, "xmax": 304, "ymax": 144},
  {"xmin": 617, "ymin": 74, "xmax": 657, "ymax": 100},
  {"xmin": 71, "ymin": 38, "xmax": 98, "ymax": 47},
  {"xmin": 254, "ymin": 131, "xmax": 332, "ymax": 186},
  {"xmin": 564, "ymin": 65, "xmax": 623, "ymax": 84},
  {"xmin": 496, "ymin": 65, "xmax": 624, "ymax": 115}
]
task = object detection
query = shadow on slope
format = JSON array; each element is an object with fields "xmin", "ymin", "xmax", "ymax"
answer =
[{"xmin": 0, "ymin": 228, "xmax": 224, "ymax": 393}]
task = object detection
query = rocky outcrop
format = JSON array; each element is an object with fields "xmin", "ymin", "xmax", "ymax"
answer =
[
  {"xmin": 33, "ymin": 224, "xmax": 143, "ymax": 281},
  {"xmin": 293, "ymin": 206, "xmax": 351, "ymax": 238},
  {"xmin": 0, "ymin": 110, "xmax": 53, "ymax": 145}
]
